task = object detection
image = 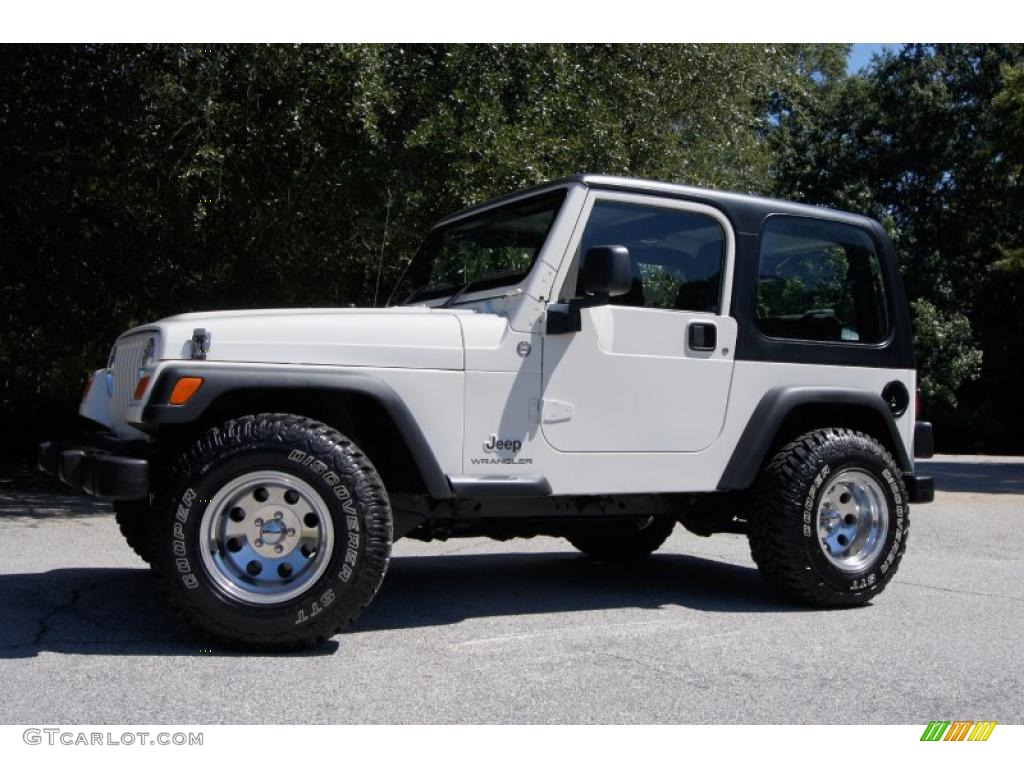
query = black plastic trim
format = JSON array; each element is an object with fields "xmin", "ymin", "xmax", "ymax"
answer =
[
  {"xmin": 914, "ymin": 421, "xmax": 934, "ymax": 459},
  {"xmin": 140, "ymin": 363, "xmax": 452, "ymax": 500},
  {"xmin": 447, "ymin": 475, "xmax": 553, "ymax": 498},
  {"xmin": 731, "ymin": 218, "xmax": 915, "ymax": 370},
  {"xmin": 717, "ymin": 386, "xmax": 913, "ymax": 491},
  {"xmin": 38, "ymin": 439, "xmax": 150, "ymax": 500},
  {"xmin": 906, "ymin": 474, "xmax": 934, "ymax": 504}
]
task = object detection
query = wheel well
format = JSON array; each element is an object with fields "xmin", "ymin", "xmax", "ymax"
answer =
[
  {"xmin": 770, "ymin": 402, "xmax": 900, "ymax": 465},
  {"xmin": 160, "ymin": 387, "xmax": 429, "ymax": 495}
]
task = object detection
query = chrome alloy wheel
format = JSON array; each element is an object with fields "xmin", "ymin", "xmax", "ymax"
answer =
[
  {"xmin": 816, "ymin": 469, "xmax": 889, "ymax": 573},
  {"xmin": 199, "ymin": 470, "xmax": 335, "ymax": 605}
]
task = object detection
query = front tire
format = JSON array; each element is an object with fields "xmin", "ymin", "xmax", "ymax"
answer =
[
  {"xmin": 149, "ymin": 413, "xmax": 392, "ymax": 649},
  {"xmin": 114, "ymin": 500, "xmax": 153, "ymax": 563},
  {"xmin": 747, "ymin": 428, "xmax": 909, "ymax": 606}
]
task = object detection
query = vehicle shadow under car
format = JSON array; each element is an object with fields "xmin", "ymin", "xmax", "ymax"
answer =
[{"xmin": 0, "ymin": 550, "xmax": 803, "ymax": 659}]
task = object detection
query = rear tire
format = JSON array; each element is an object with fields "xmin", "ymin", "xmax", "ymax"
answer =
[
  {"xmin": 566, "ymin": 516, "xmax": 675, "ymax": 561},
  {"xmin": 747, "ymin": 428, "xmax": 909, "ymax": 607},
  {"xmin": 149, "ymin": 413, "xmax": 392, "ymax": 650}
]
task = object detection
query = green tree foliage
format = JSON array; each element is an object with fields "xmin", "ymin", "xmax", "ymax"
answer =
[
  {"xmin": 10, "ymin": 43, "xmax": 1016, "ymax": 460},
  {"xmin": 772, "ymin": 44, "xmax": 1024, "ymax": 451},
  {"xmin": 991, "ymin": 62, "xmax": 1024, "ymax": 273},
  {"xmin": 0, "ymin": 43, "xmax": 840, "ymax": 462},
  {"xmin": 911, "ymin": 298, "xmax": 984, "ymax": 410}
]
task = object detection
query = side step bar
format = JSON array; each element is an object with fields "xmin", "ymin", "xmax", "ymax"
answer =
[{"xmin": 447, "ymin": 475, "xmax": 552, "ymax": 498}]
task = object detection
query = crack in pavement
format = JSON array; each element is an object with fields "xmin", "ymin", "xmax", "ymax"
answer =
[
  {"xmin": 33, "ymin": 586, "xmax": 85, "ymax": 647},
  {"xmin": 1, "ymin": 579, "xmax": 174, "ymax": 653},
  {"xmin": 899, "ymin": 580, "xmax": 1024, "ymax": 603}
]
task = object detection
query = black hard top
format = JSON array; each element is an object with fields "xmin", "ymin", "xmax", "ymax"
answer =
[{"xmin": 438, "ymin": 174, "xmax": 877, "ymax": 235}]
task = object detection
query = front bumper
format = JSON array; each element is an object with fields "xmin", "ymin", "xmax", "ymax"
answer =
[{"xmin": 38, "ymin": 436, "xmax": 150, "ymax": 500}]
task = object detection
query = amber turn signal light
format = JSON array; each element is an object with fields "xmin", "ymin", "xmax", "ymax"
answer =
[
  {"xmin": 169, "ymin": 376, "xmax": 203, "ymax": 405},
  {"xmin": 133, "ymin": 375, "xmax": 151, "ymax": 400}
]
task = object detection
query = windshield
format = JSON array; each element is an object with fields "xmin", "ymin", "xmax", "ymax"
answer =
[{"xmin": 389, "ymin": 189, "xmax": 567, "ymax": 306}]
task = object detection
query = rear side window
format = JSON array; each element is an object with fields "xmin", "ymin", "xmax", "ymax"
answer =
[{"xmin": 756, "ymin": 217, "xmax": 890, "ymax": 344}]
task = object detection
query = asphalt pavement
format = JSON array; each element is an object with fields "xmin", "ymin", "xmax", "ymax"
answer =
[{"xmin": 1, "ymin": 455, "xmax": 1022, "ymax": 724}]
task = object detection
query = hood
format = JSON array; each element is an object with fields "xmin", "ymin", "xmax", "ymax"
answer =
[{"xmin": 124, "ymin": 306, "xmax": 471, "ymax": 370}]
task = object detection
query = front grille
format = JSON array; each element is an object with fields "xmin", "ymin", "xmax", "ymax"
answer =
[{"xmin": 110, "ymin": 333, "xmax": 151, "ymax": 437}]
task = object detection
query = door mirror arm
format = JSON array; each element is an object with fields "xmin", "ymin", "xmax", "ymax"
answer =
[
  {"xmin": 546, "ymin": 245, "xmax": 631, "ymax": 335},
  {"xmin": 546, "ymin": 295, "xmax": 603, "ymax": 335}
]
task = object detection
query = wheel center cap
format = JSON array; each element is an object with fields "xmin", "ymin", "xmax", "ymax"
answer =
[{"xmin": 260, "ymin": 518, "xmax": 287, "ymax": 545}]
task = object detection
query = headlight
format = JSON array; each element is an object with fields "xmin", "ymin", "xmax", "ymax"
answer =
[
  {"xmin": 134, "ymin": 336, "xmax": 157, "ymax": 401},
  {"xmin": 140, "ymin": 337, "xmax": 156, "ymax": 369}
]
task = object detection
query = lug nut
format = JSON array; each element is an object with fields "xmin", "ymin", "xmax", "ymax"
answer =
[
  {"xmin": 246, "ymin": 560, "xmax": 263, "ymax": 576},
  {"xmin": 229, "ymin": 507, "xmax": 245, "ymax": 522},
  {"xmin": 284, "ymin": 490, "xmax": 299, "ymax": 504},
  {"xmin": 274, "ymin": 545, "xmax": 284, "ymax": 554},
  {"xmin": 255, "ymin": 517, "xmax": 264, "ymax": 527},
  {"xmin": 255, "ymin": 538, "xmax": 264, "ymax": 547},
  {"xmin": 274, "ymin": 511, "xmax": 283, "ymax": 520},
  {"xmin": 287, "ymin": 528, "xmax": 295, "ymax": 537}
]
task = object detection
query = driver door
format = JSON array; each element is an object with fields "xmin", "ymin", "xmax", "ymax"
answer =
[{"xmin": 541, "ymin": 192, "xmax": 737, "ymax": 453}]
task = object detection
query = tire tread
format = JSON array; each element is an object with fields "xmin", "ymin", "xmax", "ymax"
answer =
[
  {"xmin": 747, "ymin": 427, "xmax": 909, "ymax": 607},
  {"xmin": 148, "ymin": 413, "xmax": 392, "ymax": 650}
]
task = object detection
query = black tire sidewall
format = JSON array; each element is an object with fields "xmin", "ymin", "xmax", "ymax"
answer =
[
  {"xmin": 568, "ymin": 516, "xmax": 675, "ymax": 560},
  {"xmin": 794, "ymin": 435, "xmax": 908, "ymax": 597},
  {"xmin": 114, "ymin": 499, "xmax": 153, "ymax": 563},
  {"xmin": 156, "ymin": 420, "xmax": 390, "ymax": 642}
]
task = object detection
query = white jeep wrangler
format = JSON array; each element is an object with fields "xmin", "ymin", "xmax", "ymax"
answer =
[{"xmin": 39, "ymin": 175, "xmax": 934, "ymax": 649}]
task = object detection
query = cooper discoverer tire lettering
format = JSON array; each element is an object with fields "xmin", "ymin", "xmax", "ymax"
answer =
[
  {"xmin": 148, "ymin": 413, "xmax": 392, "ymax": 649},
  {"xmin": 746, "ymin": 428, "xmax": 909, "ymax": 606}
]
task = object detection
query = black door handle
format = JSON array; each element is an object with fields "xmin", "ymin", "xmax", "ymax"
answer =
[{"xmin": 688, "ymin": 322, "xmax": 717, "ymax": 351}]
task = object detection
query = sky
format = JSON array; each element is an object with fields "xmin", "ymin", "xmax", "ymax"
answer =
[{"xmin": 847, "ymin": 43, "xmax": 899, "ymax": 74}]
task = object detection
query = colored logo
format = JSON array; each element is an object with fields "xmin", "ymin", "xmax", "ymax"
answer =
[{"xmin": 920, "ymin": 721, "xmax": 997, "ymax": 741}]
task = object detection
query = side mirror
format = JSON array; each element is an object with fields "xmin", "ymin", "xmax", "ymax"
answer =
[
  {"xmin": 547, "ymin": 245, "xmax": 633, "ymax": 335},
  {"xmin": 580, "ymin": 245, "xmax": 632, "ymax": 299}
]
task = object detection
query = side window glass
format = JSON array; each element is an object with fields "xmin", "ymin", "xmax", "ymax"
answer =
[
  {"xmin": 574, "ymin": 200, "xmax": 725, "ymax": 313},
  {"xmin": 756, "ymin": 217, "xmax": 890, "ymax": 344}
]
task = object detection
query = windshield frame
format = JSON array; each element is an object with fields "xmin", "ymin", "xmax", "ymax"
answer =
[{"xmin": 387, "ymin": 188, "xmax": 569, "ymax": 307}]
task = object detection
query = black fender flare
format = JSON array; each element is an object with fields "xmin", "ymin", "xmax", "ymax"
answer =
[
  {"xmin": 717, "ymin": 386, "xmax": 912, "ymax": 491},
  {"xmin": 138, "ymin": 363, "xmax": 452, "ymax": 499}
]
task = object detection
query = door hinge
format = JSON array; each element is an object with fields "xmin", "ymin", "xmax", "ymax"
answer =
[{"xmin": 540, "ymin": 399, "xmax": 574, "ymax": 424}]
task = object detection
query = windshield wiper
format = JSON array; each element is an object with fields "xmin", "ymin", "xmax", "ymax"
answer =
[
  {"xmin": 401, "ymin": 283, "xmax": 453, "ymax": 306},
  {"xmin": 439, "ymin": 270, "xmax": 522, "ymax": 308},
  {"xmin": 438, "ymin": 280, "xmax": 478, "ymax": 308}
]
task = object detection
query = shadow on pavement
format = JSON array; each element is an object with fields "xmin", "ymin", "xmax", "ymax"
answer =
[
  {"xmin": 0, "ymin": 491, "xmax": 111, "ymax": 520},
  {"xmin": 0, "ymin": 568, "xmax": 339, "ymax": 660},
  {"xmin": 923, "ymin": 460, "xmax": 1024, "ymax": 495},
  {"xmin": 0, "ymin": 551, "xmax": 801, "ymax": 658},
  {"xmin": 356, "ymin": 551, "xmax": 802, "ymax": 634}
]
